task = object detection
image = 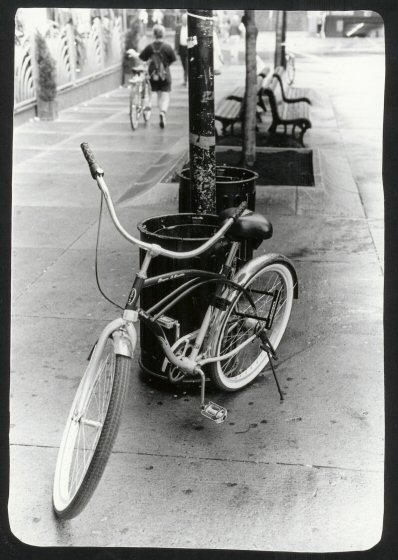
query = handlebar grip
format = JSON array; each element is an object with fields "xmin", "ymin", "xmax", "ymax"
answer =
[
  {"xmin": 232, "ymin": 201, "xmax": 248, "ymax": 221},
  {"xmin": 80, "ymin": 142, "xmax": 104, "ymax": 180}
]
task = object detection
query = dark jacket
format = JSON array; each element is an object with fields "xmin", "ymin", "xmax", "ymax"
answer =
[{"xmin": 139, "ymin": 41, "xmax": 177, "ymax": 90}]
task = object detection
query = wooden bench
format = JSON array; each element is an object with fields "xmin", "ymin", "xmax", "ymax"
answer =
[
  {"xmin": 226, "ymin": 68, "xmax": 269, "ymax": 103},
  {"xmin": 260, "ymin": 75, "xmax": 312, "ymax": 146},
  {"xmin": 215, "ymin": 69, "xmax": 270, "ymax": 137},
  {"xmin": 272, "ymin": 66, "xmax": 311, "ymax": 105},
  {"xmin": 214, "ymin": 97, "xmax": 244, "ymax": 136}
]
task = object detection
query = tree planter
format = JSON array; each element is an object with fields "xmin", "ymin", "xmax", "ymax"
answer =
[
  {"xmin": 179, "ymin": 164, "xmax": 258, "ymax": 262},
  {"xmin": 216, "ymin": 147, "xmax": 315, "ymax": 186},
  {"xmin": 34, "ymin": 31, "xmax": 58, "ymax": 121},
  {"xmin": 37, "ymin": 99, "xmax": 58, "ymax": 121}
]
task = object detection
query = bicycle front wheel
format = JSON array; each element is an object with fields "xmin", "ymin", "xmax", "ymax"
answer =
[
  {"xmin": 129, "ymin": 86, "xmax": 141, "ymax": 130},
  {"xmin": 209, "ymin": 262, "xmax": 294, "ymax": 391},
  {"xmin": 53, "ymin": 338, "xmax": 130, "ymax": 519},
  {"xmin": 143, "ymin": 80, "xmax": 152, "ymax": 123}
]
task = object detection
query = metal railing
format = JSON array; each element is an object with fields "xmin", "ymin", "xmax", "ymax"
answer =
[
  {"xmin": 14, "ymin": 36, "xmax": 36, "ymax": 109},
  {"xmin": 14, "ymin": 15, "xmax": 124, "ymax": 113}
]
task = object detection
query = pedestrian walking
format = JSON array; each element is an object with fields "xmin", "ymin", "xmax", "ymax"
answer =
[
  {"xmin": 229, "ymin": 14, "xmax": 243, "ymax": 63},
  {"xmin": 139, "ymin": 24, "xmax": 177, "ymax": 129},
  {"xmin": 213, "ymin": 28, "xmax": 224, "ymax": 75},
  {"xmin": 174, "ymin": 12, "xmax": 188, "ymax": 85},
  {"xmin": 123, "ymin": 17, "xmax": 144, "ymax": 77},
  {"xmin": 220, "ymin": 11, "xmax": 231, "ymax": 43},
  {"xmin": 138, "ymin": 9, "xmax": 148, "ymax": 26},
  {"xmin": 138, "ymin": 9, "xmax": 148, "ymax": 36},
  {"xmin": 152, "ymin": 9, "xmax": 164, "ymax": 25}
]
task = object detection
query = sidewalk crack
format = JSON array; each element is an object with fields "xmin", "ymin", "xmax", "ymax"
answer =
[{"xmin": 10, "ymin": 443, "xmax": 382, "ymax": 474}]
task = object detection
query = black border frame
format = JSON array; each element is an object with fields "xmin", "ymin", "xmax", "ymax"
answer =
[{"xmin": 2, "ymin": 1, "xmax": 397, "ymax": 559}]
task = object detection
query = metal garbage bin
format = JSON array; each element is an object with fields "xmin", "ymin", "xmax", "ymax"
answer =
[
  {"xmin": 137, "ymin": 213, "xmax": 231, "ymax": 380},
  {"xmin": 178, "ymin": 165, "xmax": 258, "ymax": 261}
]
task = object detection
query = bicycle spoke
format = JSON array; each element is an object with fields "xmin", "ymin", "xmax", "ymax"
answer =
[
  {"xmin": 65, "ymin": 347, "xmax": 116, "ymax": 500},
  {"xmin": 214, "ymin": 267, "xmax": 292, "ymax": 382}
]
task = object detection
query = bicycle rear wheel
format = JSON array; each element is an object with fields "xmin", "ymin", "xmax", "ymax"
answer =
[
  {"xmin": 209, "ymin": 262, "xmax": 294, "ymax": 391},
  {"xmin": 53, "ymin": 338, "xmax": 130, "ymax": 519}
]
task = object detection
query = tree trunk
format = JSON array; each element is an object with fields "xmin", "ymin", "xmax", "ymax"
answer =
[
  {"xmin": 187, "ymin": 9, "xmax": 216, "ymax": 214},
  {"xmin": 242, "ymin": 10, "xmax": 258, "ymax": 169},
  {"xmin": 274, "ymin": 10, "xmax": 287, "ymax": 68}
]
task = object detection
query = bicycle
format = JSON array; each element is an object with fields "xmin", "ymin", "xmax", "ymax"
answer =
[
  {"xmin": 52, "ymin": 143, "xmax": 298, "ymax": 519},
  {"xmin": 128, "ymin": 63, "xmax": 152, "ymax": 130},
  {"xmin": 285, "ymin": 51, "xmax": 295, "ymax": 85}
]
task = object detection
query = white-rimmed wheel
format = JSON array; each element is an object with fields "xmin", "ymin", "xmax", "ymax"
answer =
[
  {"xmin": 286, "ymin": 54, "xmax": 296, "ymax": 85},
  {"xmin": 142, "ymin": 80, "xmax": 152, "ymax": 123},
  {"xmin": 209, "ymin": 262, "xmax": 294, "ymax": 391},
  {"xmin": 53, "ymin": 338, "xmax": 130, "ymax": 519},
  {"xmin": 129, "ymin": 86, "xmax": 141, "ymax": 130}
]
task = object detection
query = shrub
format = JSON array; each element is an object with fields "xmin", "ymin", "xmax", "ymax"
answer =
[{"xmin": 35, "ymin": 31, "xmax": 57, "ymax": 102}]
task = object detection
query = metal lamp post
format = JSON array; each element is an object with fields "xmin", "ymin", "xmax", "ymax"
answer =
[{"xmin": 187, "ymin": 9, "xmax": 216, "ymax": 214}]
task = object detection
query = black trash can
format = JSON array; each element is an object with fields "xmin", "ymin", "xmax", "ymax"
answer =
[
  {"xmin": 137, "ymin": 213, "xmax": 231, "ymax": 380},
  {"xmin": 179, "ymin": 165, "xmax": 258, "ymax": 261}
]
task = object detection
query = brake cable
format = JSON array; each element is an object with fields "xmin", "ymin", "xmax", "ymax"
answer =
[{"xmin": 95, "ymin": 194, "xmax": 123, "ymax": 310}]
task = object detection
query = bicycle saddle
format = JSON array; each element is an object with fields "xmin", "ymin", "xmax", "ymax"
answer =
[{"xmin": 219, "ymin": 207, "xmax": 273, "ymax": 243}]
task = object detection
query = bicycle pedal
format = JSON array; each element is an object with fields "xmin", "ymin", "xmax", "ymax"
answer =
[{"xmin": 201, "ymin": 401, "xmax": 227, "ymax": 423}]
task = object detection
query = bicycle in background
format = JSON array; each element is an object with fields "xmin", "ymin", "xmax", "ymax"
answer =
[
  {"xmin": 285, "ymin": 52, "xmax": 296, "ymax": 85},
  {"xmin": 126, "ymin": 49, "xmax": 152, "ymax": 130}
]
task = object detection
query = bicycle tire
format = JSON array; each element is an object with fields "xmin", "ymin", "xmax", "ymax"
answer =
[
  {"xmin": 129, "ymin": 86, "xmax": 141, "ymax": 130},
  {"xmin": 143, "ymin": 80, "xmax": 152, "ymax": 123},
  {"xmin": 209, "ymin": 262, "xmax": 294, "ymax": 391},
  {"xmin": 53, "ymin": 339, "xmax": 130, "ymax": 519},
  {"xmin": 286, "ymin": 55, "xmax": 295, "ymax": 85}
]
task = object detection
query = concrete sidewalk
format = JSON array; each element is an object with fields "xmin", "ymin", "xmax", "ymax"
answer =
[{"xmin": 9, "ymin": 50, "xmax": 384, "ymax": 552}]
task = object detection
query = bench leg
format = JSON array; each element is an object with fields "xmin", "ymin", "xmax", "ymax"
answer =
[
  {"xmin": 298, "ymin": 126, "xmax": 305, "ymax": 147},
  {"xmin": 291, "ymin": 123, "xmax": 306, "ymax": 147}
]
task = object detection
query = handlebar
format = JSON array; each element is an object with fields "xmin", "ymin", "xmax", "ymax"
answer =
[
  {"xmin": 81, "ymin": 142, "xmax": 104, "ymax": 180},
  {"xmin": 80, "ymin": 142, "xmax": 244, "ymax": 261}
]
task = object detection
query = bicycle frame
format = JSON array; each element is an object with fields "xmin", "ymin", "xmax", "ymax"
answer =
[
  {"xmin": 122, "ymin": 241, "xmax": 244, "ymax": 373},
  {"xmin": 129, "ymin": 72, "xmax": 149, "ymax": 100},
  {"xmin": 110, "ymin": 239, "xmax": 287, "ymax": 376},
  {"xmin": 88, "ymin": 169, "xmax": 298, "ymax": 376}
]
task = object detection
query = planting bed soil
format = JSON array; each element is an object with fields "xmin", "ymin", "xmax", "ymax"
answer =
[{"xmin": 216, "ymin": 148, "xmax": 315, "ymax": 186}]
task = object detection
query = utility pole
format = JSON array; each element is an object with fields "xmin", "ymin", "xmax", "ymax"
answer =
[
  {"xmin": 274, "ymin": 10, "xmax": 287, "ymax": 68},
  {"xmin": 187, "ymin": 9, "xmax": 216, "ymax": 214}
]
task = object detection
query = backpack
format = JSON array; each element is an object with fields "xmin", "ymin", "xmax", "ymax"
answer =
[{"xmin": 148, "ymin": 43, "xmax": 167, "ymax": 82}]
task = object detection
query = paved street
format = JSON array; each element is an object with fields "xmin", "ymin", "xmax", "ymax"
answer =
[{"xmin": 9, "ymin": 39, "xmax": 384, "ymax": 552}]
